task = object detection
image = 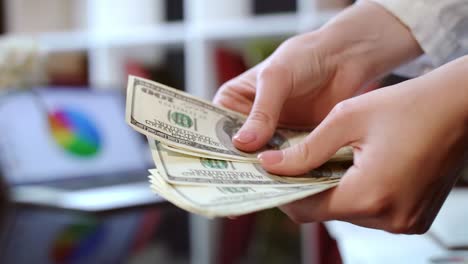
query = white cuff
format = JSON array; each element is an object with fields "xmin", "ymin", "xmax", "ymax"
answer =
[{"xmin": 370, "ymin": 0, "xmax": 461, "ymax": 66}]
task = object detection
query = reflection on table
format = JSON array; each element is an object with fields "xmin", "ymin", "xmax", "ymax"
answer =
[{"xmin": 0, "ymin": 205, "xmax": 190, "ymax": 264}]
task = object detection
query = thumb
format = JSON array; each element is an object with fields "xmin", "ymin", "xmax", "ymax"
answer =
[
  {"xmin": 258, "ymin": 100, "xmax": 361, "ymax": 175},
  {"xmin": 233, "ymin": 65, "xmax": 291, "ymax": 152}
]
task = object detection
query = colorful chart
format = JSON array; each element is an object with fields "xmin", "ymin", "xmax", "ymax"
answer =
[
  {"xmin": 48, "ymin": 108, "xmax": 101, "ymax": 157},
  {"xmin": 51, "ymin": 218, "xmax": 106, "ymax": 264}
]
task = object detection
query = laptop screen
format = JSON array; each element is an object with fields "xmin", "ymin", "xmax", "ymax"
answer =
[{"xmin": 0, "ymin": 88, "xmax": 150, "ymax": 184}]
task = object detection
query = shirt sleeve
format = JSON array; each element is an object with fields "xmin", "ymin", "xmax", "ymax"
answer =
[{"xmin": 370, "ymin": 0, "xmax": 468, "ymax": 66}]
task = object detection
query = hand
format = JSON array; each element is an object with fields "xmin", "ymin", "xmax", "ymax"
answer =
[
  {"xmin": 213, "ymin": 0, "xmax": 422, "ymax": 152},
  {"xmin": 259, "ymin": 56, "xmax": 468, "ymax": 234},
  {"xmin": 214, "ymin": 34, "xmax": 358, "ymax": 152}
]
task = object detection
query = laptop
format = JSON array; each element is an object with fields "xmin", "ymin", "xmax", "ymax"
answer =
[{"xmin": 0, "ymin": 88, "xmax": 164, "ymax": 211}]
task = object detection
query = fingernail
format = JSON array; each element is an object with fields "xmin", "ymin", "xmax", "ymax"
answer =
[
  {"xmin": 233, "ymin": 130, "xmax": 257, "ymax": 144},
  {"xmin": 258, "ymin": 150, "xmax": 283, "ymax": 165}
]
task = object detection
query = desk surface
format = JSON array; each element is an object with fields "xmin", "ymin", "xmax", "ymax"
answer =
[
  {"xmin": 326, "ymin": 188, "xmax": 468, "ymax": 264},
  {"xmin": 0, "ymin": 204, "xmax": 190, "ymax": 264}
]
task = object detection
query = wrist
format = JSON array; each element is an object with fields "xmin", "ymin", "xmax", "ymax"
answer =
[
  {"xmin": 412, "ymin": 56, "xmax": 468, "ymax": 133},
  {"xmin": 445, "ymin": 56, "xmax": 468, "ymax": 126},
  {"xmin": 317, "ymin": 0, "xmax": 423, "ymax": 84}
]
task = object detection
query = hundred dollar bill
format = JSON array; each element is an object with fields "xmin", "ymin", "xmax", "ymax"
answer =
[
  {"xmin": 149, "ymin": 139, "xmax": 347, "ymax": 187},
  {"xmin": 126, "ymin": 76, "xmax": 352, "ymax": 162},
  {"xmin": 162, "ymin": 143, "xmax": 353, "ymax": 163},
  {"xmin": 149, "ymin": 170, "xmax": 338, "ymax": 218}
]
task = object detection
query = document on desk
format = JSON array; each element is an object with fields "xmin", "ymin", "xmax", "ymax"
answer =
[{"xmin": 126, "ymin": 76, "xmax": 353, "ymax": 217}]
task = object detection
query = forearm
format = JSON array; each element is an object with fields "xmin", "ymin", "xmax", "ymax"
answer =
[
  {"xmin": 401, "ymin": 55, "xmax": 468, "ymax": 177},
  {"xmin": 315, "ymin": 0, "xmax": 423, "ymax": 84}
]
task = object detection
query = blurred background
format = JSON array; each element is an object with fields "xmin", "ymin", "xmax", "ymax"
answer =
[{"xmin": 1, "ymin": 1, "xmax": 468, "ymax": 264}]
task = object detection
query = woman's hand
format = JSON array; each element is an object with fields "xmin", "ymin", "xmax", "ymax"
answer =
[
  {"xmin": 213, "ymin": 0, "xmax": 422, "ymax": 152},
  {"xmin": 259, "ymin": 56, "xmax": 468, "ymax": 234}
]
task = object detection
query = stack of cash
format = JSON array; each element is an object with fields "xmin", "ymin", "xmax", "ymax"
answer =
[{"xmin": 126, "ymin": 76, "xmax": 352, "ymax": 218}]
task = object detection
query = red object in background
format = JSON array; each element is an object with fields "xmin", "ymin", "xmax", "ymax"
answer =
[
  {"xmin": 218, "ymin": 214, "xmax": 256, "ymax": 264},
  {"xmin": 303, "ymin": 223, "xmax": 343, "ymax": 264},
  {"xmin": 317, "ymin": 223, "xmax": 342, "ymax": 264},
  {"xmin": 130, "ymin": 209, "xmax": 162, "ymax": 254},
  {"xmin": 214, "ymin": 47, "xmax": 248, "ymax": 86},
  {"xmin": 125, "ymin": 60, "xmax": 152, "ymax": 80}
]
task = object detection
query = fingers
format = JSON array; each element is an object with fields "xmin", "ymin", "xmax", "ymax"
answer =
[
  {"xmin": 213, "ymin": 68, "xmax": 258, "ymax": 114},
  {"xmin": 279, "ymin": 164, "xmax": 398, "ymax": 232},
  {"xmin": 278, "ymin": 161, "xmax": 431, "ymax": 234},
  {"xmin": 233, "ymin": 64, "xmax": 292, "ymax": 152},
  {"xmin": 278, "ymin": 166, "xmax": 365, "ymax": 221},
  {"xmin": 259, "ymin": 99, "xmax": 362, "ymax": 175}
]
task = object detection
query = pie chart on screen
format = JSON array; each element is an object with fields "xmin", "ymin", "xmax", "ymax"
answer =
[{"xmin": 48, "ymin": 108, "xmax": 102, "ymax": 157}]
